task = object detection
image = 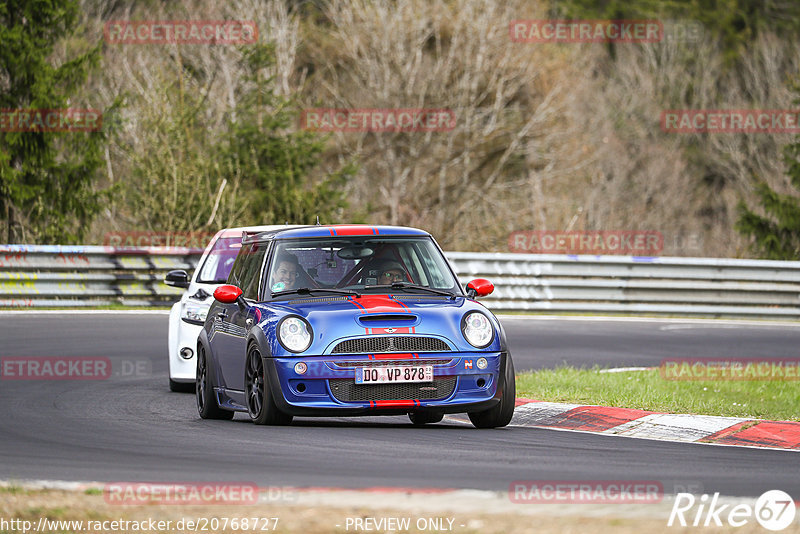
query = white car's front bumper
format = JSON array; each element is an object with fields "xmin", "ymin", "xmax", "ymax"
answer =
[{"xmin": 168, "ymin": 301, "xmax": 205, "ymax": 382}]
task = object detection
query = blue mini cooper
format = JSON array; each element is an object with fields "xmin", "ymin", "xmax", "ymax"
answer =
[{"xmin": 196, "ymin": 224, "xmax": 515, "ymax": 428}]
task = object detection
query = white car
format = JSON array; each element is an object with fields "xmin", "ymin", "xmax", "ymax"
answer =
[{"xmin": 164, "ymin": 225, "xmax": 292, "ymax": 391}]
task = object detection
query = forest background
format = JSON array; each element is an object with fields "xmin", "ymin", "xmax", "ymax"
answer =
[{"xmin": 2, "ymin": 0, "xmax": 800, "ymax": 259}]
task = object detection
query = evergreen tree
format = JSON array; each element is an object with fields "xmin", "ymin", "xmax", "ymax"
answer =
[
  {"xmin": 736, "ymin": 78, "xmax": 800, "ymax": 260},
  {"xmin": 735, "ymin": 151, "xmax": 800, "ymax": 260},
  {"xmin": 0, "ymin": 0, "xmax": 109, "ymax": 243}
]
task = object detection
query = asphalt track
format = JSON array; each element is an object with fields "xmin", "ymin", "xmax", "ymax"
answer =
[{"xmin": 0, "ymin": 312, "xmax": 799, "ymax": 497}]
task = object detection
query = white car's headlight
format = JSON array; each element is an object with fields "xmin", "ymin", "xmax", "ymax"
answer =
[
  {"xmin": 182, "ymin": 302, "xmax": 208, "ymax": 323},
  {"xmin": 461, "ymin": 312, "xmax": 494, "ymax": 348},
  {"xmin": 278, "ymin": 316, "xmax": 313, "ymax": 353}
]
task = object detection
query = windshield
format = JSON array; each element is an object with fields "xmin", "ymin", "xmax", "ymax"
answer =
[
  {"xmin": 265, "ymin": 237, "xmax": 460, "ymax": 298},
  {"xmin": 196, "ymin": 236, "xmax": 242, "ymax": 283}
]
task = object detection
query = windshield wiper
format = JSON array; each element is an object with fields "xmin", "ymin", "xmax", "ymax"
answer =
[
  {"xmin": 271, "ymin": 287, "xmax": 361, "ymax": 298},
  {"xmin": 365, "ymin": 282, "xmax": 455, "ymax": 298}
]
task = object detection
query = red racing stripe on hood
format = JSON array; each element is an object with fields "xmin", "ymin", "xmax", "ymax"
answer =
[
  {"xmin": 351, "ymin": 295, "xmax": 409, "ymax": 314},
  {"xmin": 348, "ymin": 295, "xmax": 411, "ymax": 335}
]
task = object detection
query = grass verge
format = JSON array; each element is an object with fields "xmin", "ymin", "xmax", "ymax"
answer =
[{"xmin": 516, "ymin": 366, "xmax": 800, "ymax": 421}]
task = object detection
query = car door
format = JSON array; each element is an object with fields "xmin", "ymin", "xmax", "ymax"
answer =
[
  {"xmin": 216, "ymin": 242, "xmax": 268, "ymax": 393},
  {"xmin": 212, "ymin": 243, "xmax": 250, "ymax": 392}
]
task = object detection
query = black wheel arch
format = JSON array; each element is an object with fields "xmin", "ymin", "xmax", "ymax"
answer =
[
  {"xmin": 197, "ymin": 328, "xmax": 223, "ymax": 390},
  {"xmin": 246, "ymin": 327, "xmax": 284, "ymax": 401},
  {"xmin": 246, "ymin": 326, "xmax": 273, "ymax": 359},
  {"xmin": 495, "ymin": 315, "xmax": 510, "ymax": 353}
]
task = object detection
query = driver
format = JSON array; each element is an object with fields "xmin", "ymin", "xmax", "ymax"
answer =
[
  {"xmin": 271, "ymin": 253, "xmax": 300, "ymax": 291},
  {"xmin": 372, "ymin": 259, "xmax": 408, "ymax": 285}
]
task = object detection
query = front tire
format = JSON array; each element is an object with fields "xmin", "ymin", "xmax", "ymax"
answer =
[
  {"xmin": 196, "ymin": 344, "xmax": 233, "ymax": 420},
  {"xmin": 170, "ymin": 378, "xmax": 194, "ymax": 393},
  {"xmin": 245, "ymin": 346, "xmax": 293, "ymax": 426},
  {"xmin": 468, "ymin": 355, "xmax": 515, "ymax": 429}
]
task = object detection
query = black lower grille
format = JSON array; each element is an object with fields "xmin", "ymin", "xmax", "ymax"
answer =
[
  {"xmin": 332, "ymin": 336, "xmax": 449, "ymax": 354},
  {"xmin": 329, "ymin": 377, "xmax": 457, "ymax": 402}
]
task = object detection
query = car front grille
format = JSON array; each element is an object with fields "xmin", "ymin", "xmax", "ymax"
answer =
[
  {"xmin": 331, "ymin": 336, "xmax": 450, "ymax": 354},
  {"xmin": 329, "ymin": 376, "xmax": 457, "ymax": 402}
]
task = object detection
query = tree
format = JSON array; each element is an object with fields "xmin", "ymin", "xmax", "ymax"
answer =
[
  {"xmin": 0, "ymin": 0, "xmax": 108, "ymax": 243},
  {"xmin": 550, "ymin": 0, "xmax": 800, "ymax": 65},
  {"xmin": 213, "ymin": 44, "xmax": 353, "ymax": 227},
  {"xmin": 736, "ymin": 76, "xmax": 800, "ymax": 259},
  {"xmin": 736, "ymin": 147, "xmax": 800, "ymax": 260}
]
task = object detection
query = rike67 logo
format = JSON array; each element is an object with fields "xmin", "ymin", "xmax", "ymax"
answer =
[{"xmin": 668, "ymin": 490, "xmax": 797, "ymax": 531}]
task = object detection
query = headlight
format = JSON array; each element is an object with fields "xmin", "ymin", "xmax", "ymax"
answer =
[
  {"xmin": 461, "ymin": 312, "xmax": 494, "ymax": 348},
  {"xmin": 182, "ymin": 302, "xmax": 208, "ymax": 323},
  {"xmin": 278, "ymin": 316, "xmax": 313, "ymax": 353}
]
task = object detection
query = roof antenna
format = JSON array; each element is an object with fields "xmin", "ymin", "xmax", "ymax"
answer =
[{"xmin": 315, "ymin": 215, "xmax": 321, "ymax": 225}]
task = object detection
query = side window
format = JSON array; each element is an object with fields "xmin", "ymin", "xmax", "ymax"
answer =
[
  {"xmin": 240, "ymin": 243, "xmax": 267, "ymax": 300},
  {"xmin": 414, "ymin": 242, "xmax": 448, "ymax": 288},
  {"xmin": 196, "ymin": 237, "xmax": 242, "ymax": 283},
  {"xmin": 402, "ymin": 244, "xmax": 429, "ymax": 286},
  {"xmin": 227, "ymin": 243, "xmax": 253, "ymax": 288}
]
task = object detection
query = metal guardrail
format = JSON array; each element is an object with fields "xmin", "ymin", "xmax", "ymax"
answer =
[
  {"xmin": 446, "ymin": 252, "xmax": 800, "ymax": 318},
  {"xmin": 0, "ymin": 245, "xmax": 202, "ymax": 307},
  {"xmin": 1, "ymin": 245, "xmax": 799, "ymax": 318}
]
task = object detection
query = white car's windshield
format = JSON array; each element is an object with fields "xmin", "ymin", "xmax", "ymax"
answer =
[
  {"xmin": 196, "ymin": 236, "xmax": 242, "ymax": 283},
  {"xmin": 266, "ymin": 237, "xmax": 459, "ymax": 297}
]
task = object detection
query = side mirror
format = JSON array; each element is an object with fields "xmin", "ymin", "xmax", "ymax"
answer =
[
  {"xmin": 214, "ymin": 285, "xmax": 244, "ymax": 304},
  {"xmin": 466, "ymin": 278, "xmax": 494, "ymax": 298},
  {"xmin": 165, "ymin": 269, "xmax": 190, "ymax": 289}
]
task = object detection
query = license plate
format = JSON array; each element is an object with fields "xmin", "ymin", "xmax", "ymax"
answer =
[{"xmin": 355, "ymin": 365, "xmax": 433, "ymax": 384}]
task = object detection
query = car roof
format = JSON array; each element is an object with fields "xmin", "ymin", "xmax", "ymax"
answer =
[
  {"xmin": 271, "ymin": 225, "xmax": 431, "ymax": 240},
  {"xmin": 217, "ymin": 225, "xmax": 304, "ymax": 239}
]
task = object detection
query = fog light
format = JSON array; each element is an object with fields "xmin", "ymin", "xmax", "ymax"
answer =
[
  {"xmin": 180, "ymin": 347, "xmax": 194, "ymax": 360},
  {"xmin": 294, "ymin": 362, "xmax": 308, "ymax": 375},
  {"xmin": 477, "ymin": 357, "xmax": 488, "ymax": 369}
]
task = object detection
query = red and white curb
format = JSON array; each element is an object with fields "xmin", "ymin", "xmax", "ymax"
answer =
[{"xmin": 507, "ymin": 399, "xmax": 800, "ymax": 451}]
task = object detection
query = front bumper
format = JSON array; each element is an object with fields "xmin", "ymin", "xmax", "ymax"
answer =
[
  {"xmin": 169, "ymin": 320, "xmax": 204, "ymax": 382},
  {"xmin": 264, "ymin": 352, "xmax": 508, "ymax": 417}
]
